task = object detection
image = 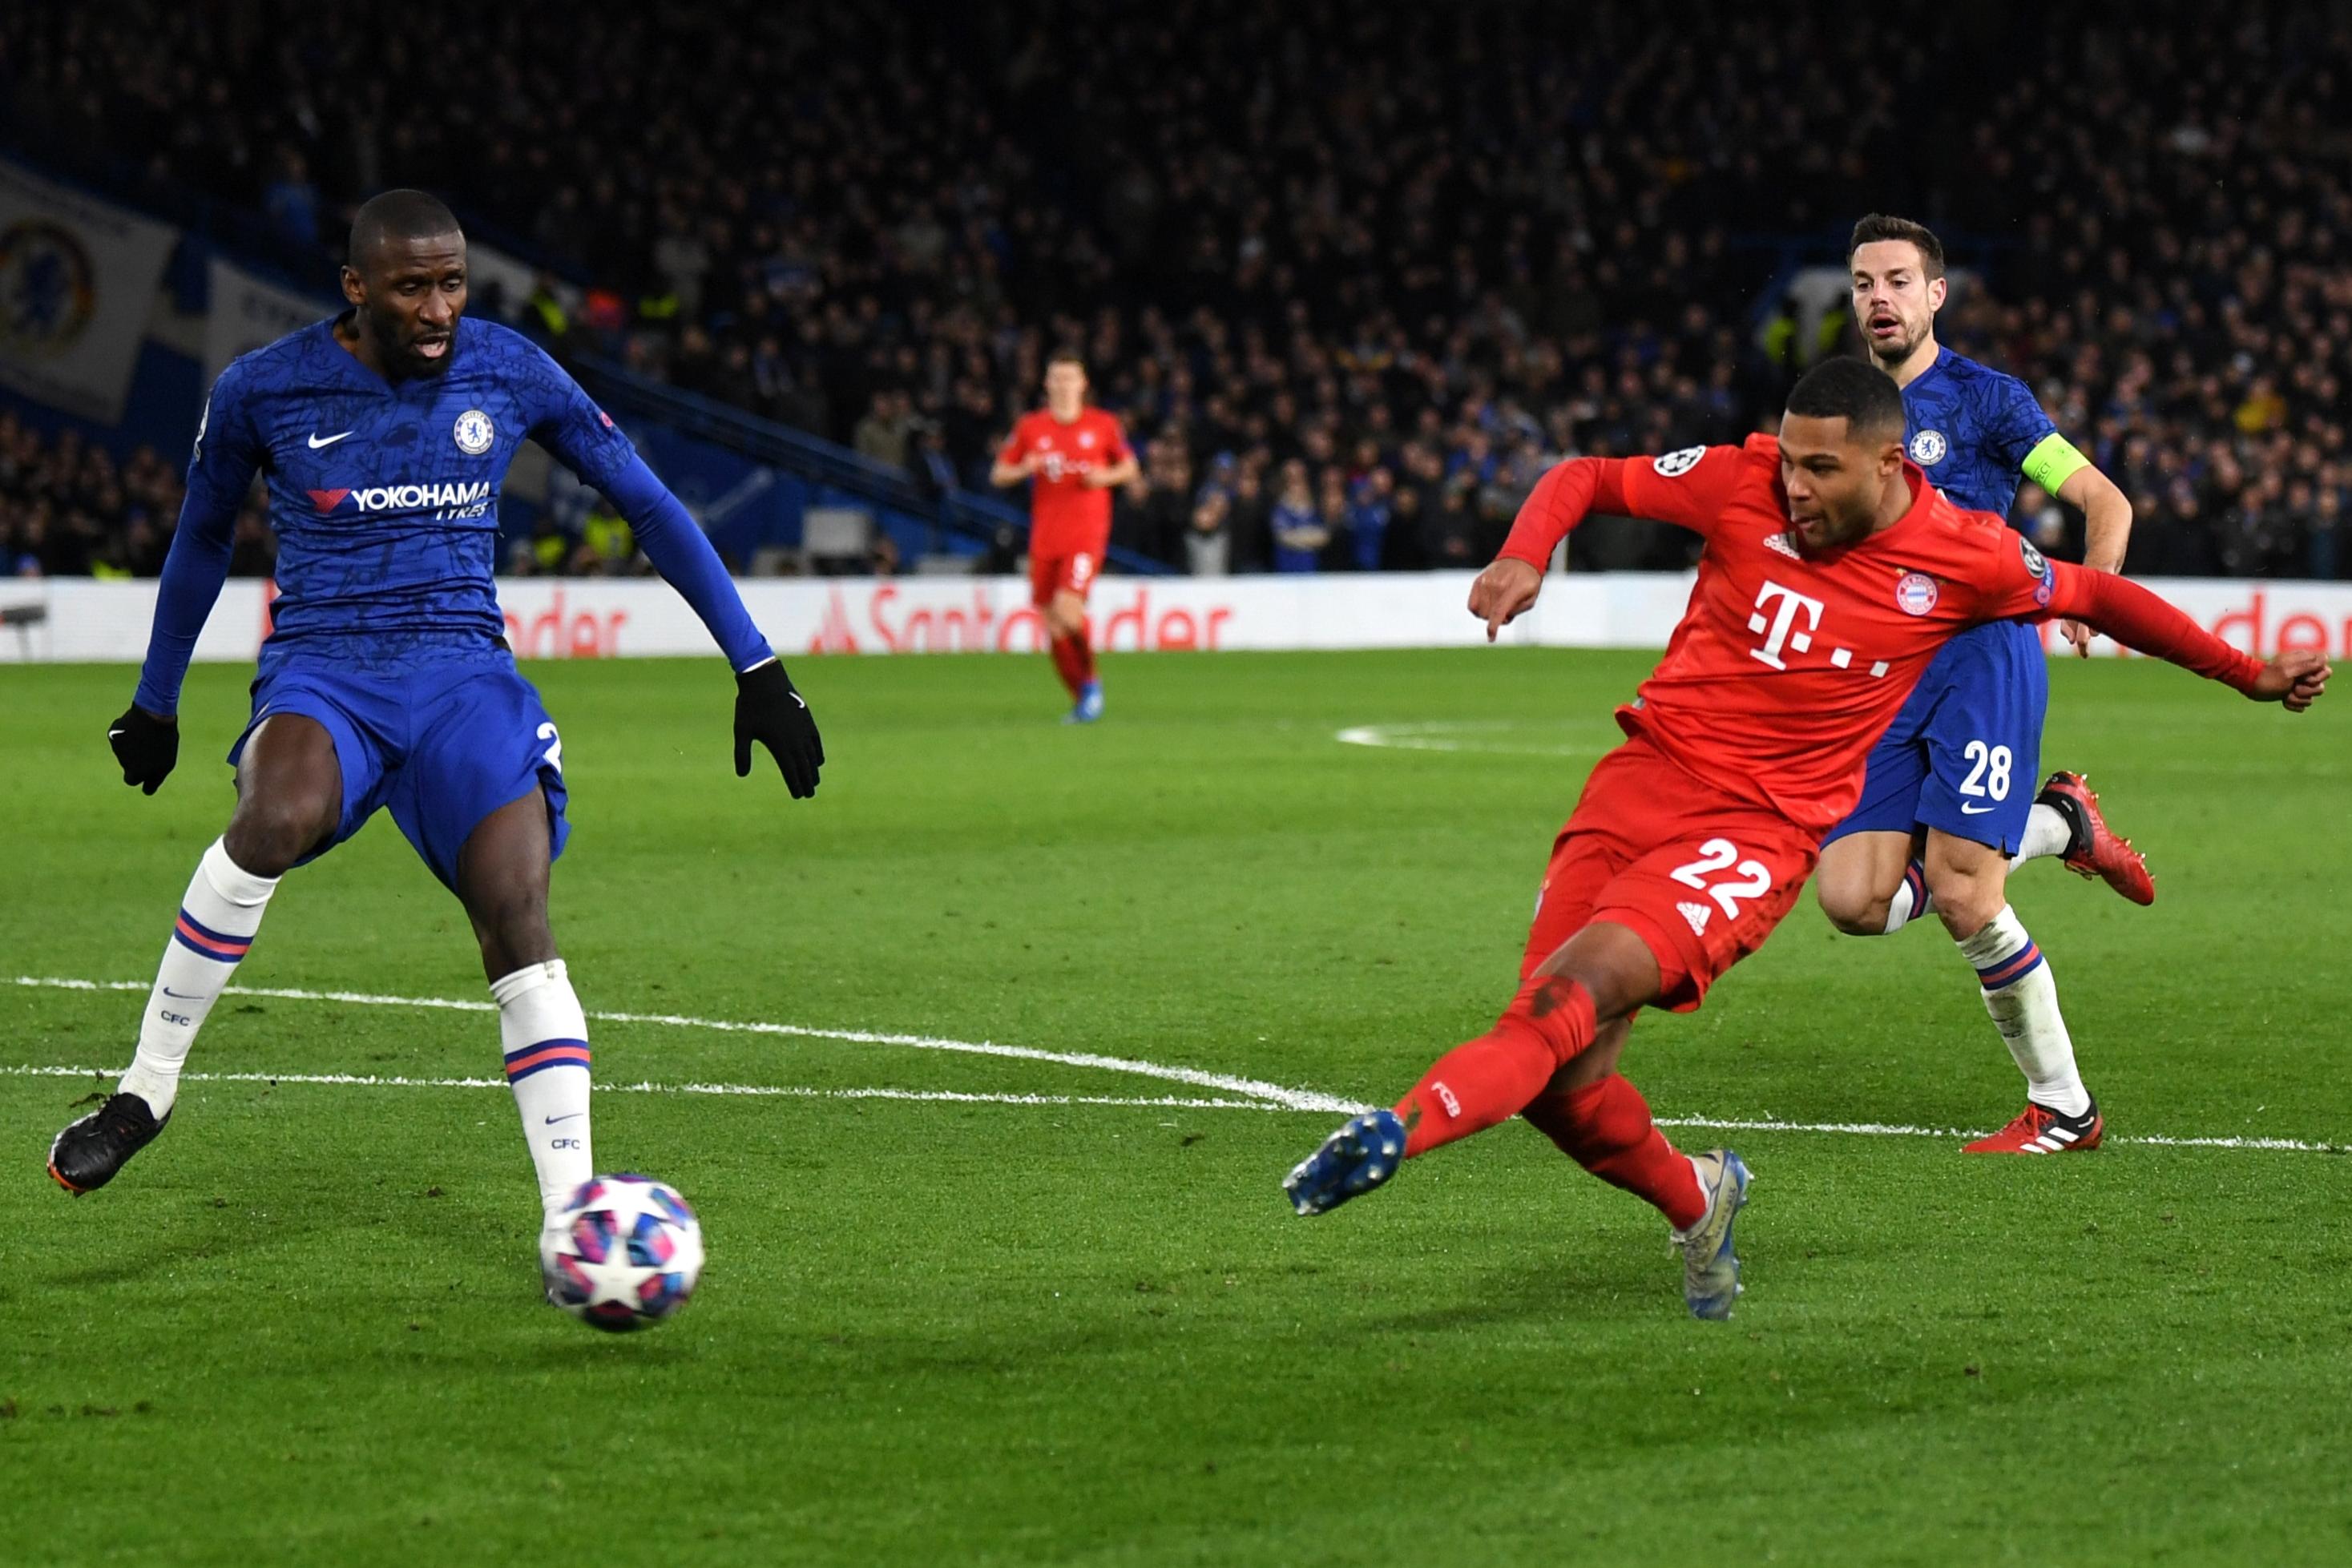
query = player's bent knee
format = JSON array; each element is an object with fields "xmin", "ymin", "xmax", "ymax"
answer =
[
  {"xmin": 1535, "ymin": 923, "xmax": 1660, "ymax": 1023},
  {"xmin": 1813, "ymin": 879, "xmax": 1890, "ymax": 937},
  {"xmin": 1924, "ymin": 872, "xmax": 2003, "ymax": 939},
  {"xmin": 223, "ymin": 795, "xmax": 337, "ymax": 877}
]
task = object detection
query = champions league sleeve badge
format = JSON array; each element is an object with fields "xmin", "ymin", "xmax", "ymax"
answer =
[{"xmin": 454, "ymin": 409, "xmax": 495, "ymax": 455}]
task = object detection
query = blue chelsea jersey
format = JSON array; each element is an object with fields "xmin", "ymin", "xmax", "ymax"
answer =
[
  {"xmin": 1896, "ymin": 346, "xmax": 2058, "ymax": 520},
  {"xmin": 188, "ymin": 315, "xmax": 634, "ymax": 672}
]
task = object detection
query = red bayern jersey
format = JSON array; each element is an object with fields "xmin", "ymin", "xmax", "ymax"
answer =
[
  {"xmin": 998, "ymin": 407, "xmax": 1132, "ymax": 554},
  {"xmin": 1501, "ymin": 434, "xmax": 2262, "ymax": 832}
]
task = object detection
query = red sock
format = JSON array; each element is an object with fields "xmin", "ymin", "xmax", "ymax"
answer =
[
  {"xmin": 1048, "ymin": 634, "xmax": 1086, "ymax": 697},
  {"xmin": 1523, "ymin": 1073, "xmax": 1704, "ymax": 1229},
  {"xmin": 1069, "ymin": 625, "xmax": 1097, "ymax": 685},
  {"xmin": 1394, "ymin": 974, "xmax": 1596, "ymax": 1158}
]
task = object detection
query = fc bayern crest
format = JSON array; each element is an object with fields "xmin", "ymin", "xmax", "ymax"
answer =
[
  {"xmin": 1895, "ymin": 570, "xmax": 1939, "ymax": 615},
  {"xmin": 1908, "ymin": 429, "xmax": 1947, "ymax": 466},
  {"xmin": 453, "ymin": 409, "xmax": 495, "ymax": 455}
]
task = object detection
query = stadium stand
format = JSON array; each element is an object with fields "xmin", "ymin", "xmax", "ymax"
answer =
[{"xmin": 2, "ymin": 1, "xmax": 2346, "ymax": 579}]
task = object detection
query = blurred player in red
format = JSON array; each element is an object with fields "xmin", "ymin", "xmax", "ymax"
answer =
[
  {"xmin": 1282, "ymin": 359, "xmax": 2329, "ymax": 1320},
  {"xmin": 990, "ymin": 352, "xmax": 1137, "ymax": 722}
]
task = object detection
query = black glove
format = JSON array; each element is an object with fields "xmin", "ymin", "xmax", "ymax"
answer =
[
  {"xmin": 733, "ymin": 660, "xmax": 823, "ymax": 799},
  {"xmin": 108, "ymin": 704, "xmax": 179, "ymax": 795}
]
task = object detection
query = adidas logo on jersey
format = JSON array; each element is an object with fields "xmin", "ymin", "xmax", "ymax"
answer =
[
  {"xmin": 1765, "ymin": 533, "xmax": 1802, "ymax": 561},
  {"xmin": 1678, "ymin": 901, "xmax": 1713, "ymax": 935}
]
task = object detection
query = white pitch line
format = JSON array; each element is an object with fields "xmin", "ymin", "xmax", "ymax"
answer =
[
  {"xmin": 0, "ymin": 1062, "xmax": 1278, "ymax": 1113},
  {"xmin": 1334, "ymin": 720, "xmax": 1594, "ymax": 758},
  {"xmin": 10, "ymin": 977, "xmax": 2341, "ymax": 1152},
  {"xmin": 1656, "ymin": 1115, "xmax": 2346, "ymax": 1155},
  {"xmin": 7, "ymin": 975, "xmax": 1361, "ymax": 1115}
]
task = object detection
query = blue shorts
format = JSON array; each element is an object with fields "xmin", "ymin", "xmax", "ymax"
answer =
[
  {"xmin": 227, "ymin": 656, "xmax": 571, "ymax": 889},
  {"xmin": 1824, "ymin": 620, "xmax": 2045, "ymax": 854}
]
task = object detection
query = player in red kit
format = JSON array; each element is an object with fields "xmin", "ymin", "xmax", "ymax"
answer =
[
  {"xmin": 990, "ymin": 352, "xmax": 1138, "ymax": 722},
  {"xmin": 1282, "ymin": 360, "xmax": 2329, "ymax": 1320}
]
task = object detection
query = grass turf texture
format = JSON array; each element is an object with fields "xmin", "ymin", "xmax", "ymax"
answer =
[{"xmin": 2, "ymin": 647, "xmax": 2347, "ymax": 1566}]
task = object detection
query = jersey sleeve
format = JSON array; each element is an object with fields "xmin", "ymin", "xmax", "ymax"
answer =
[
  {"xmin": 1616, "ymin": 440, "xmax": 1757, "ymax": 533},
  {"xmin": 1967, "ymin": 536, "xmax": 2264, "ymax": 692},
  {"xmin": 995, "ymin": 416, "xmax": 1032, "ymax": 467},
  {"xmin": 1104, "ymin": 414, "xmax": 1132, "ymax": 465},
  {"xmin": 134, "ymin": 360, "xmax": 265, "ymax": 715},
  {"xmin": 1497, "ymin": 442, "xmax": 1751, "ymax": 569},
  {"xmin": 1963, "ymin": 526, "xmax": 2064, "ymax": 622},
  {"xmin": 598, "ymin": 454, "xmax": 774, "ymax": 672},
  {"xmin": 1983, "ymin": 375, "xmax": 2061, "ymax": 478},
  {"xmin": 518, "ymin": 340, "xmax": 638, "ymax": 492}
]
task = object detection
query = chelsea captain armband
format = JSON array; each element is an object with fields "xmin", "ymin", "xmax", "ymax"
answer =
[{"xmin": 2019, "ymin": 433, "xmax": 2092, "ymax": 496}]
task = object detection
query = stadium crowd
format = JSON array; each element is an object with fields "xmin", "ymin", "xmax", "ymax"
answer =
[{"xmin": 2, "ymin": 0, "xmax": 2347, "ymax": 579}]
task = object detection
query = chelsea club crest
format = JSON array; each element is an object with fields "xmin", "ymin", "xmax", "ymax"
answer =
[
  {"xmin": 1908, "ymin": 429, "xmax": 1947, "ymax": 466},
  {"xmin": 454, "ymin": 409, "xmax": 495, "ymax": 455}
]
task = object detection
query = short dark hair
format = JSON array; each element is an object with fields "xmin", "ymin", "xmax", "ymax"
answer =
[
  {"xmin": 1047, "ymin": 349, "xmax": 1086, "ymax": 371},
  {"xmin": 1785, "ymin": 357, "xmax": 1906, "ymax": 441},
  {"xmin": 1848, "ymin": 213, "xmax": 1945, "ymax": 280},
  {"xmin": 348, "ymin": 189, "xmax": 462, "ymax": 268}
]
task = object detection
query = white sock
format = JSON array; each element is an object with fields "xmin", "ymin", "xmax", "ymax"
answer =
[
  {"xmin": 2007, "ymin": 803, "xmax": 2075, "ymax": 871},
  {"xmin": 1882, "ymin": 860, "xmax": 1931, "ymax": 933},
  {"xmin": 492, "ymin": 959, "xmax": 595, "ymax": 1220},
  {"xmin": 1955, "ymin": 905, "xmax": 2092, "ymax": 1118},
  {"xmin": 119, "ymin": 839, "xmax": 280, "ymax": 1118}
]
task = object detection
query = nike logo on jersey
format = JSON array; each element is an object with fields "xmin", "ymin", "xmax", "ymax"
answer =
[
  {"xmin": 1961, "ymin": 802, "xmax": 1996, "ymax": 815},
  {"xmin": 307, "ymin": 431, "xmax": 353, "ymax": 449}
]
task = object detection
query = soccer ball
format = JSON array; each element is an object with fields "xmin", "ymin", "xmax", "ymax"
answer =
[{"xmin": 540, "ymin": 1173, "xmax": 704, "ymax": 1332}]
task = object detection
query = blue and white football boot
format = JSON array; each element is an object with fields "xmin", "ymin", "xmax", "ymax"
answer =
[
  {"xmin": 1064, "ymin": 679, "xmax": 1105, "ymax": 724},
  {"xmin": 1282, "ymin": 1109, "xmax": 1406, "ymax": 1215}
]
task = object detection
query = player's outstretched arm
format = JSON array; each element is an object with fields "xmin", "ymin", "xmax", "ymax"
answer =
[
  {"xmin": 597, "ymin": 456, "xmax": 825, "ymax": 797},
  {"xmin": 520, "ymin": 342, "xmax": 824, "ymax": 796},
  {"xmin": 117, "ymin": 369, "xmax": 262, "ymax": 792},
  {"xmin": 2043, "ymin": 564, "xmax": 2330, "ymax": 711},
  {"xmin": 1472, "ymin": 445, "xmax": 1749, "ymax": 640}
]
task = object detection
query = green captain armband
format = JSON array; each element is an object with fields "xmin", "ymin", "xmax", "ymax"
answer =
[{"xmin": 2020, "ymin": 433, "xmax": 2092, "ymax": 497}]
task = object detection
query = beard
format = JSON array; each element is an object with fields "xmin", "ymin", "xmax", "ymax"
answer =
[
  {"xmin": 1868, "ymin": 320, "xmax": 1929, "ymax": 368},
  {"xmin": 370, "ymin": 311, "xmax": 458, "ymax": 380}
]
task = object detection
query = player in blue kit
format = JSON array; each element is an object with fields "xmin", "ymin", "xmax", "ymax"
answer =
[
  {"xmin": 1813, "ymin": 215, "xmax": 2150, "ymax": 1155},
  {"xmin": 47, "ymin": 191, "xmax": 825, "ymax": 1258}
]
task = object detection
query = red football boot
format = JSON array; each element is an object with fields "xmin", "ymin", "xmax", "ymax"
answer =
[
  {"xmin": 2037, "ymin": 772, "xmax": 2155, "ymax": 906},
  {"xmin": 1963, "ymin": 1098, "xmax": 2104, "ymax": 1155}
]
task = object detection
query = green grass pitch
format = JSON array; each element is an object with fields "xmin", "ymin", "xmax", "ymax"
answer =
[{"xmin": 2, "ymin": 646, "xmax": 2347, "ymax": 1565}]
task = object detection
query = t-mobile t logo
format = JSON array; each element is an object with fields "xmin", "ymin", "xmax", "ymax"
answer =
[{"xmin": 1745, "ymin": 580, "xmax": 1826, "ymax": 670}]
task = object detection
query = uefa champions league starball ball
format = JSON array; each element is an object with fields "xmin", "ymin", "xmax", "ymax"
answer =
[{"xmin": 540, "ymin": 1174, "xmax": 705, "ymax": 1331}]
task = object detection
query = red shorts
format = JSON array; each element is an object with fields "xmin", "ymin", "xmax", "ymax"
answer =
[
  {"xmin": 1519, "ymin": 735, "xmax": 1819, "ymax": 1011},
  {"xmin": 1030, "ymin": 541, "xmax": 1104, "ymax": 607}
]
